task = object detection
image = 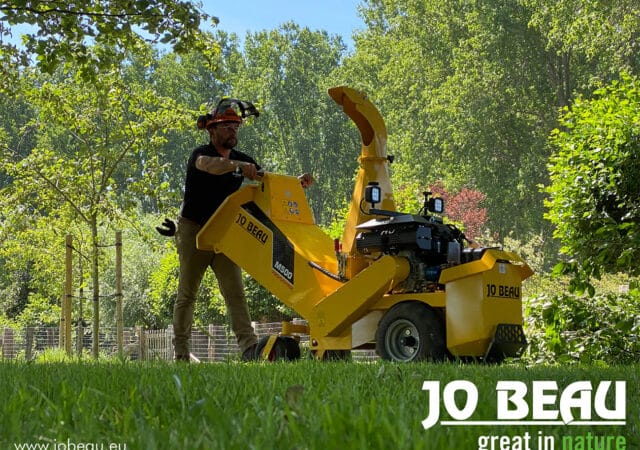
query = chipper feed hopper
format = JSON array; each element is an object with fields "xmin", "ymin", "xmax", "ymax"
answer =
[{"xmin": 197, "ymin": 86, "xmax": 533, "ymax": 362}]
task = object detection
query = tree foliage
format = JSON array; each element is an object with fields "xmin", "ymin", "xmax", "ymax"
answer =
[
  {"xmin": 337, "ymin": 0, "xmax": 640, "ymax": 246},
  {"xmin": 545, "ymin": 72, "xmax": 640, "ymax": 290},
  {"xmin": 337, "ymin": 0, "xmax": 555, "ymax": 239},
  {"xmin": 392, "ymin": 180, "xmax": 487, "ymax": 242},
  {"xmin": 0, "ymin": 68, "xmax": 192, "ymax": 352},
  {"xmin": 429, "ymin": 181, "xmax": 487, "ymax": 241},
  {"xmin": 0, "ymin": 0, "xmax": 217, "ymax": 87}
]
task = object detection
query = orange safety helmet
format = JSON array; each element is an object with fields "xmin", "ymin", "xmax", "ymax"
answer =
[{"xmin": 197, "ymin": 98, "xmax": 259, "ymax": 130}]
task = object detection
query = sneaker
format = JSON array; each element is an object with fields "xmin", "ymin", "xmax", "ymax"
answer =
[{"xmin": 241, "ymin": 343, "xmax": 259, "ymax": 361}]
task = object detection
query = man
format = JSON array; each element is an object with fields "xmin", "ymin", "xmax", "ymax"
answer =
[{"xmin": 172, "ymin": 99, "xmax": 313, "ymax": 362}]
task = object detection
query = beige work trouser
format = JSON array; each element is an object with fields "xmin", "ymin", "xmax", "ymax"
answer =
[{"xmin": 173, "ymin": 217, "xmax": 257, "ymax": 358}]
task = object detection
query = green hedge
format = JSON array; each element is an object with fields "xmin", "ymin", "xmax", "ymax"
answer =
[{"xmin": 524, "ymin": 290, "xmax": 640, "ymax": 365}]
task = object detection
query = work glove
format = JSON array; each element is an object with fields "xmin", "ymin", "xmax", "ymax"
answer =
[{"xmin": 156, "ymin": 218, "xmax": 176, "ymax": 237}]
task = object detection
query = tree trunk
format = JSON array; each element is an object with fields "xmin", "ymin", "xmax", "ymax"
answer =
[{"xmin": 549, "ymin": 50, "xmax": 572, "ymax": 109}]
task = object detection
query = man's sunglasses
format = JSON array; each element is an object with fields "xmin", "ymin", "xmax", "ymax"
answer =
[{"xmin": 207, "ymin": 123, "xmax": 240, "ymax": 131}]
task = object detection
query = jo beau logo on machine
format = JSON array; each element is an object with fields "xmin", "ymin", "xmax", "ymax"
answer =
[
  {"xmin": 486, "ymin": 262, "xmax": 520, "ymax": 299},
  {"xmin": 486, "ymin": 284, "xmax": 521, "ymax": 299},
  {"xmin": 235, "ymin": 212, "xmax": 269, "ymax": 245},
  {"xmin": 241, "ymin": 202, "xmax": 295, "ymax": 287}
]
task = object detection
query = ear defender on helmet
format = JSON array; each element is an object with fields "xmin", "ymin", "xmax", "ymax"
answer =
[{"xmin": 196, "ymin": 113, "xmax": 213, "ymax": 130}]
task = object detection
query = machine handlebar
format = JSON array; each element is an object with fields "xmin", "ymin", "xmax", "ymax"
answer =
[{"xmin": 236, "ymin": 169, "xmax": 313, "ymax": 189}]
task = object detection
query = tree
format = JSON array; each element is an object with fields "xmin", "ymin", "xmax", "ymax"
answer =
[
  {"xmin": 429, "ymin": 182, "xmax": 487, "ymax": 242},
  {"xmin": 337, "ymin": 0, "xmax": 559, "ymax": 240},
  {"xmin": 338, "ymin": 0, "xmax": 640, "ymax": 247},
  {"xmin": 0, "ymin": 0, "xmax": 217, "ymax": 89},
  {"xmin": 545, "ymin": 72, "xmax": 640, "ymax": 292},
  {"xmin": 523, "ymin": 0, "xmax": 640, "ymax": 96},
  {"xmin": 0, "ymin": 68, "xmax": 192, "ymax": 356}
]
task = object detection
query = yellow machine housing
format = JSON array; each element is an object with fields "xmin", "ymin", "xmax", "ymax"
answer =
[{"xmin": 197, "ymin": 86, "xmax": 533, "ymax": 362}]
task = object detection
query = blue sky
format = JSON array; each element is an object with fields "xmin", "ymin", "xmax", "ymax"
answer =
[{"xmin": 199, "ymin": 0, "xmax": 364, "ymax": 49}]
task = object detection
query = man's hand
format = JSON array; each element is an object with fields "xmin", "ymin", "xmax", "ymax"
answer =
[
  {"xmin": 239, "ymin": 162, "xmax": 259, "ymax": 180},
  {"xmin": 298, "ymin": 173, "xmax": 314, "ymax": 188}
]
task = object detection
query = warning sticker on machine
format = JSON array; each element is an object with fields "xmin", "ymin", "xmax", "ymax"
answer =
[{"xmin": 241, "ymin": 202, "xmax": 295, "ymax": 287}]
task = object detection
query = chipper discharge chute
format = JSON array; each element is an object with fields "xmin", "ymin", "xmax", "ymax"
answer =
[{"xmin": 197, "ymin": 86, "xmax": 533, "ymax": 362}]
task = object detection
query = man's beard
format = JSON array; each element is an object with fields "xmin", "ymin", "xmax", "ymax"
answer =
[{"xmin": 221, "ymin": 136, "xmax": 237, "ymax": 149}]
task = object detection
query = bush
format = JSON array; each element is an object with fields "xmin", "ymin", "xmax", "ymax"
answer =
[
  {"xmin": 524, "ymin": 289, "xmax": 640, "ymax": 365},
  {"xmin": 545, "ymin": 72, "xmax": 640, "ymax": 289}
]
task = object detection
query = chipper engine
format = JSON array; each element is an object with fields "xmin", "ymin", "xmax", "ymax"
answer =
[{"xmin": 196, "ymin": 86, "xmax": 533, "ymax": 362}]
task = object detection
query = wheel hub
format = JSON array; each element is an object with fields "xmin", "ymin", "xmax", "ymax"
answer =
[{"xmin": 385, "ymin": 319, "xmax": 421, "ymax": 361}]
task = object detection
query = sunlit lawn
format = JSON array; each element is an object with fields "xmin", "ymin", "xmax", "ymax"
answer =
[{"xmin": 1, "ymin": 360, "xmax": 638, "ymax": 450}]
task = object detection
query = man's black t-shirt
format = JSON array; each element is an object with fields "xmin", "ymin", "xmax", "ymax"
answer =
[{"xmin": 179, "ymin": 143, "xmax": 260, "ymax": 226}]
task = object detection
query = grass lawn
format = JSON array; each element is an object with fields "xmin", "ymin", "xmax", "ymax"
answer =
[{"xmin": 0, "ymin": 360, "xmax": 638, "ymax": 450}]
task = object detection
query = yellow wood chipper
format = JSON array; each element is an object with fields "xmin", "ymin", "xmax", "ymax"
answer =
[{"xmin": 197, "ymin": 86, "xmax": 533, "ymax": 362}]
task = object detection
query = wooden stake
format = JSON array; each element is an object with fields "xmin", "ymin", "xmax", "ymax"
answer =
[
  {"xmin": 63, "ymin": 234, "xmax": 73, "ymax": 355},
  {"xmin": 115, "ymin": 231, "xmax": 123, "ymax": 357}
]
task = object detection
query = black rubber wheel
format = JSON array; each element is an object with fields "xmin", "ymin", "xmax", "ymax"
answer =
[
  {"xmin": 256, "ymin": 336, "xmax": 301, "ymax": 361},
  {"xmin": 375, "ymin": 302, "xmax": 446, "ymax": 362}
]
